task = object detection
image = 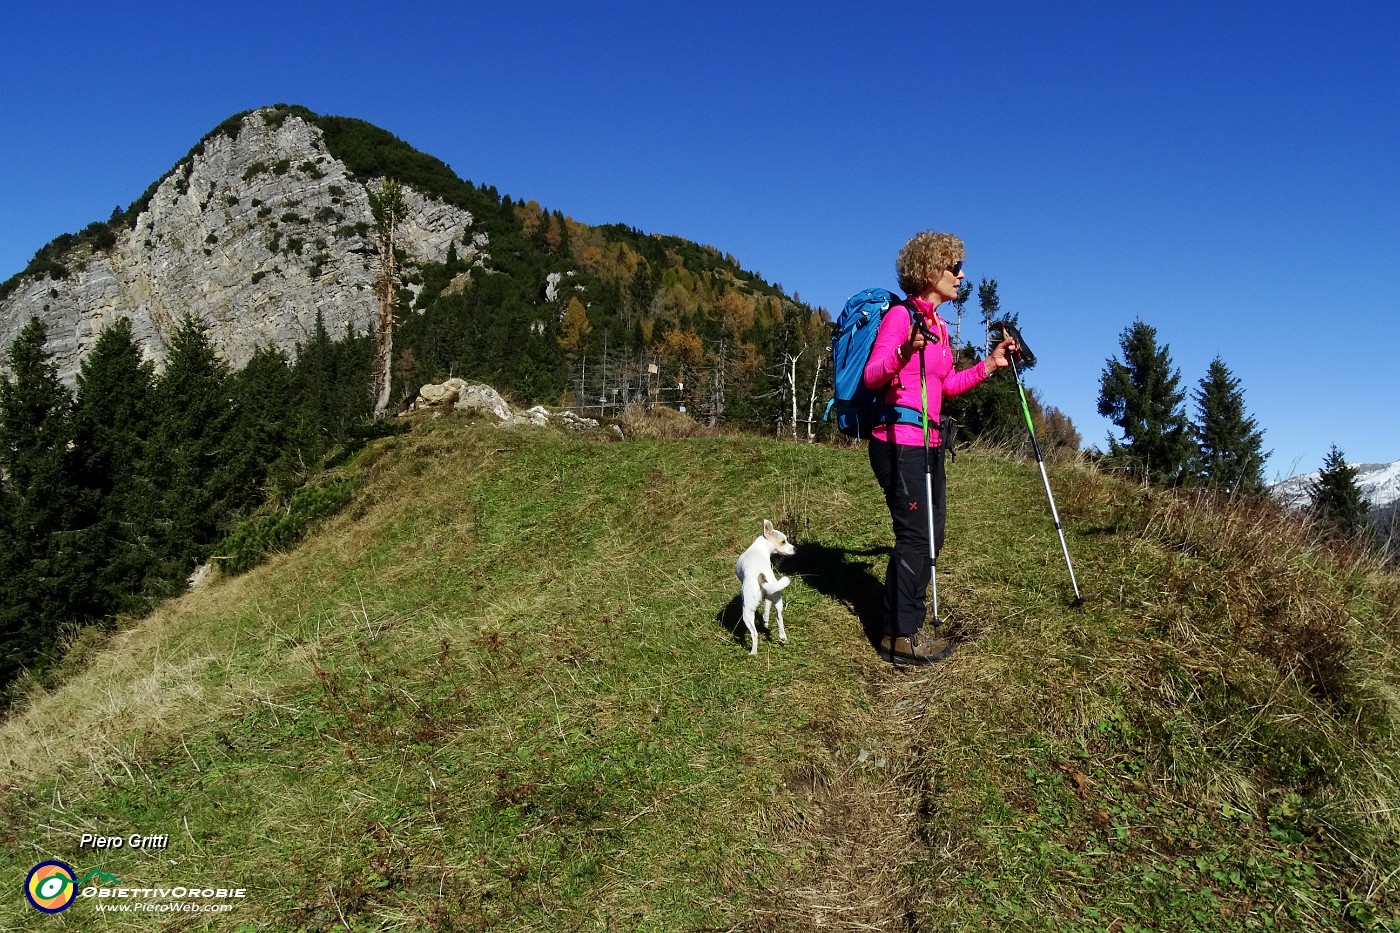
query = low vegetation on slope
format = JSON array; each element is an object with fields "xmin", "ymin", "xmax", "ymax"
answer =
[{"xmin": 1, "ymin": 414, "xmax": 1397, "ymax": 931}]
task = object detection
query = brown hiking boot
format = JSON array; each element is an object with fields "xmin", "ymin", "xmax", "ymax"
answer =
[{"xmin": 880, "ymin": 630, "xmax": 954, "ymax": 666}]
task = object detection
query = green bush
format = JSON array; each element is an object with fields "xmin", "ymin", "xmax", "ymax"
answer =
[{"xmin": 218, "ymin": 476, "xmax": 363, "ymax": 574}]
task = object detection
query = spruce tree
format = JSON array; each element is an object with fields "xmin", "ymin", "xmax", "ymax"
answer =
[
  {"xmin": 148, "ymin": 315, "xmax": 235, "ymax": 585},
  {"xmin": 0, "ymin": 448, "xmax": 19, "ymax": 685},
  {"xmin": 1190, "ymin": 357, "xmax": 1269, "ymax": 494},
  {"xmin": 291, "ymin": 312, "xmax": 340, "ymax": 458},
  {"xmin": 70, "ymin": 317, "xmax": 162, "ymax": 617},
  {"xmin": 292, "ymin": 313, "xmax": 374, "ymax": 458},
  {"xmin": 0, "ymin": 318, "xmax": 81, "ymax": 684},
  {"xmin": 629, "ymin": 264, "xmax": 656, "ymax": 322},
  {"xmin": 1097, "ymin": 320, "xmax": 1194, "ymax": 485},
  {"xmin": 1310, "ymin": 445, "xmax": 1369, "ymax": 540},
  {"xmin": 219, "ymin": 345, "xmax": 296, "ymax": 509}
]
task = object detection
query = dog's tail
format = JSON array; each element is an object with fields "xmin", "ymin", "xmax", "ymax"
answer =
[{"xmin": 759, "ymin": 572, "xmax": 791, "ymax": 597}]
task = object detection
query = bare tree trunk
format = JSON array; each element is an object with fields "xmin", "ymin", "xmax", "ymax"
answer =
[
  {"xmin": 805, "ymin": 353, "xmax": 824, "ymax": 442},
  {"xmin": 372, "ymin": 237, "xmax": 396, "ymax": 418},
  {"xmin": 786, "ymin": 348, "xmax": 804, "ymax": 440},
  {"xmin": 708, "ymin": 337, "xmax": 727, "ymax": 427},
  {"xmin": 369, "ymin": 179, "xmax": 405, "ymax": 419}
]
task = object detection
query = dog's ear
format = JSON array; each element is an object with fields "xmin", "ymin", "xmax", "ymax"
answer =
[{"xmin": 763, "ymin": 519, "xmax": 774, "ymax": 534}]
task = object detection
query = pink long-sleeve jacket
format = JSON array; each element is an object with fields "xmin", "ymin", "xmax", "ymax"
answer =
[{"xmin": 862, "ymin": 295, "xmax": 988, "ymax": 446}]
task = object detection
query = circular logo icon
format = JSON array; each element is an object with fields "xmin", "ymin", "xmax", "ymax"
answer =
[{"xmin": 26, "ymin": 860, "xmax": 78, "ymax": 913}]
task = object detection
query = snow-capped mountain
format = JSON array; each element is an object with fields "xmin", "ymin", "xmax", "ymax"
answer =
[{"xmin": 1271, "ymin": 459, "xmax": 1400, "ymax": 516}]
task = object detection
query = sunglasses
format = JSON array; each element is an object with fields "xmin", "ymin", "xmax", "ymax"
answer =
[{"xmin": 948, "ymin": 260, "xmax": 964, "ymax": 276}]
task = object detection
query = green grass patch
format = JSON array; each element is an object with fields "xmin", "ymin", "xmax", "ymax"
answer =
[{"xmin": 1, "ymin": 420, "xmax": 1396, "ymax": 931}]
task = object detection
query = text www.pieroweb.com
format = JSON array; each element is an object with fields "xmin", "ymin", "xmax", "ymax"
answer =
[{"xmin": 82, "ymin": 886, "xmax": 246, "ymax": 914}]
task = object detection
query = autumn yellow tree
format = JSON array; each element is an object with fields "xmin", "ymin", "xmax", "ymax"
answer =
[
  {"xmin": 514, "ymin": 199, "xmax": 544, "ymax": 239},
  {"xmin": 705, "ymin": 290, "xmax": 754, "ymax": 425},
  {"xmin": 655, "ymin": 328, "xmax": 705, "ymax": 411},
  {"xmin": 657, "ymin": 328, "xmax": 704, "ymax": 370},
  {"xmin": 717, "ymin": 290, "xmax": 755, "ymax": 336},
  {"xmin": 543, "ymin": 213, "xmax": 563, "ymax": 253},
  {"xmin": 559, "ymin": 296, "xmax": 592, "ymax": 357}
]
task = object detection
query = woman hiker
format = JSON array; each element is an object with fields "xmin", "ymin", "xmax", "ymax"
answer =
[{"xmin": 864, "ymin": 230, "xmax": 1018, "ymax": 665}]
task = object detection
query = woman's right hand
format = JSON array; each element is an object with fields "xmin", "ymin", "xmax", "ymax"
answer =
[
  {"xmin": 902, "ymin": 321, "xmax": 927, "ymax": 359},
  {"xmin": 985, "ymin": 337, "xmax": 1019, "ymax": 374}
]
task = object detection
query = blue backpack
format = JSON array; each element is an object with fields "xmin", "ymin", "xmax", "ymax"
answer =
[{"xmin": 823, "ymin": 287, "xmax": 927, "ymax": 439}]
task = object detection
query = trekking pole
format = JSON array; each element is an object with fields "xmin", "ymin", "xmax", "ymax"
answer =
[
  {"xmin": 995, "ymin": 321, "xmax": 1084, "ymax": 610},
  {"xmin": 918, "ymin": 325, "xmax": 940, "ymax": 625}
]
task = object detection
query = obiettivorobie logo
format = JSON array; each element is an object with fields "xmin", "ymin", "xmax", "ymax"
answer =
[
  {"xmin": 25, "ymin": 860, "xmax": 248, "ymax": 916},
  {"xmin": 24, "ymin": 861, "xmax": 121, "ymax": 913}
]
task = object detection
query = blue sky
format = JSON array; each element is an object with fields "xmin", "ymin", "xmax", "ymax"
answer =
[{"xmin": 2, "ymin": 0, "xmax": 1395, "ymax": 480}]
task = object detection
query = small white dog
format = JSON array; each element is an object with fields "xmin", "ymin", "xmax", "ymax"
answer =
[{"xmin": 734, "ymin": 519, "xmax": 796, "ymax": 655}]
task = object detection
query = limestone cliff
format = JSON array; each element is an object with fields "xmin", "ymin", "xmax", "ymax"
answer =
[{"xmin": 0, "ymin": 107, "xmax": 487, "ymax": 383}]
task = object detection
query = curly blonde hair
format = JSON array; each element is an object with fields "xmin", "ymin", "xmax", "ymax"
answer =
[{"xmin": 896, "ymin": 231, "xmax": 964, "ymax": 296}]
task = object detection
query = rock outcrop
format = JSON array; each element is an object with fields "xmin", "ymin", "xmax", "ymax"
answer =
[
  {"xmin": 408, "ymin": 378, "xmax": 601, "ymax": 432},
  {"xmin": 0, "ymin": 107, "xmax": 488, "ymax": 384}
]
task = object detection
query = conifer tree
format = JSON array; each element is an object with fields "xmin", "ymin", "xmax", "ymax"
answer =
[
  {"xmin": 629, "ymin": 264, "xmax": 656, "ymax": 323},
  {"xmin": 1190, "ymin": 356, "xmax": 1268, "ymax": 494},
  {"xmin": 1097, "ymin": 320, "xmax": 1194, "ymax": 485},
  {"xmin": 950, "ymin": 280, "xmax": 972, "ymax": 350},
  {"xmin": 220, "ymin": 345, "xmax": 296, "ymax": 507},
  {"xmin": 149, "ymin": 316, "xmax": 235, "ymax": 584},
  {"xmin": 977, "ymin": 278, "xmax": 1002, "ymax": 355},
  {"xmin": 1310, "ymin": 445, "xmax": 1369, "ymax": 540},
  {"xmin": 293, "ymin": 312, "xmax": 344, "ymax": 455},
  {"xmin": 945, "ymin": 279, "xmax": 1024, "ymax": 445},
  {"xmin": 69, "ymin": 317, "xmax": 162, "ymax": 616},
  {"xmin": 1040, "ymin": 404, "xmax": 1083, "ymax": 455},
  {"xmin": 0, "ymin": 469, "xmax": 12, "ymax": 637},
  {"xmin": 292, "ymin": 313, "xmax": 374, "ymax": 458},
  {"xmin": 0, "ymin": 318, "xmax": 80, "ymax": 683}
]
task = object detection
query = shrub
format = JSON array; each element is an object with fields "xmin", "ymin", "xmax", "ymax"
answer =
[
  {"xmin": 217, "ymin": 476, "xmax": 363, "ymax": 574},
  {"xmin": 612, "ymin": 405, "xmax": 714, "ymax": 440}
]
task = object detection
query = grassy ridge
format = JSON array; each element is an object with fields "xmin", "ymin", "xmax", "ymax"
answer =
[{"xmin": 1, "ymin": 415, "xmax": 1397, "ymax": 931}]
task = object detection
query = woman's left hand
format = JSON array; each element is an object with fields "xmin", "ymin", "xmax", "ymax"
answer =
[{"xmin": 985, "ymin": 337, "xmax": 1019, "ymax": 374}]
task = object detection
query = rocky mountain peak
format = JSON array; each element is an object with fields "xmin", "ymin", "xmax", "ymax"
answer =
[{"xmin": 0, "ymin": 106, "xmax": 486, "ymax": 383}]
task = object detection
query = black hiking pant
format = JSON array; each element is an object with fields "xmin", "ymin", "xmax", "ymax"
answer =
[{"xmin": 869, "ymin": 437, "xmax": 947, "ymax": 637}]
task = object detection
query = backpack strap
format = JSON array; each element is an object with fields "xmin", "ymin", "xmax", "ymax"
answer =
[
  {"xmin": 878, "ymin": 299, "xmax": 943, "ymax": 436},
  {"xmin": 873, "ymin": 403, "xmax": 939, "ymax": 432}
]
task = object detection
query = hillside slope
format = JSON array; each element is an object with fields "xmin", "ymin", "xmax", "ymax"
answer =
[{"xmin": 2, "ymin": 416, "xmax": 1398, "ymax": 931}]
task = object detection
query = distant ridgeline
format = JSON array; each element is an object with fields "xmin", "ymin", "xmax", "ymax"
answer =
[{"xmin": 0, "ymin": 103, "xmax": 825, "ymax": 425}]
